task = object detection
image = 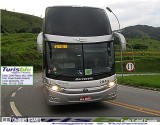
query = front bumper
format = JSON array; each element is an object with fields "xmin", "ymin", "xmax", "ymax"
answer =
[{"xmin": 44, "ymin": 84, "xmax": 117, "ymax": 105}]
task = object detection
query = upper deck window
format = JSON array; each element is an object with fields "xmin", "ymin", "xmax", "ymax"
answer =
[{"xmin": 45, "ymin": 6, "xmax": 112, "ymax": 37}]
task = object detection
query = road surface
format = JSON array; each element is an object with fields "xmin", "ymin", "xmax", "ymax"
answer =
[{"xmin": 1, "ymin": 73, "xmax": 160, "ymax": 117}]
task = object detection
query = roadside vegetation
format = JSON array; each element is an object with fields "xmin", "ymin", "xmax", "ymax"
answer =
[
  {"xmin": 115, "ymin": 38, "xmax": 160, "ymax": 73},
  {"xmin": 118, "ymin": 75, "xmax": 160, "ymax": 90},
  {"xmin": 1, "ymin": 33, "xmax": 42, "ymax": 72},
  {"xmin": 115, "ymin": 38, "xmax": 160, "ymax": 89},
  {"xmin": 115, "ymin": 56, "xmax": 160, "ymax": 73},
  {"xmin": 1, "ymin": 9, "xmax": 42, "ymax": 33}
]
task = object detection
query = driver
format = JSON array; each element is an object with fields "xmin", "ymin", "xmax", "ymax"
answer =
[{"xmin": 93, "ymin": 57, "xmax": 100, "ymax": 68}]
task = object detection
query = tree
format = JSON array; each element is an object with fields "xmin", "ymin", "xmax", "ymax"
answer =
[
  {"xmin": 17, "ymin": 28, "xmax": 26, "ymax": 33},
  {"xmin": 32, "ymin": 27, "xmax": 41, "ymax": 33},
  {"xmin": 1, "ymin": 25, "xmax": 8, "ymax": 33}
]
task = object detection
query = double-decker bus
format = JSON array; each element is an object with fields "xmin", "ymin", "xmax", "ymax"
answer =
[{"xmin": 37, "ymin": 6, "xmax": 126, "ymax": 105}]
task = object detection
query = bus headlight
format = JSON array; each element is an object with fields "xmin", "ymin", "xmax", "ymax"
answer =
[
  {"xmin": 51, "ymin": 85, "xmax": 59, "ymax": 91},
  {"xmin": 108, "ymin": 81, "xmax": 116, "ymax": 88},
  {"xmin": 44, "ymin": 78, "xmax": 60, "ymax": 91}
]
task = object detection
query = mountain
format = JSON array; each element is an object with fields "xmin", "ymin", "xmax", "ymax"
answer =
[
  {"xmin": 1, "ymin": 9, "xmax": 160, "ymax": 41},
  {"xmin": 1, "ymin": 9, "xmax": 43, "ymax": 33},
  {"xmin": 122, "ymin": 25, "xmax": 160, "ymax": 41}
]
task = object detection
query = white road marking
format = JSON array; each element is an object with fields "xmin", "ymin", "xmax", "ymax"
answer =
[
  {"xmin": 17, "ymin": 87, "xmax": 23, "ymax": 91},
  {"xmin": 10, "ymin": 102, "xmax": 22, "ymax": 116},
  {"xmin": 11, "ymin": 93, "xmax": 16, "ymax": 98}
]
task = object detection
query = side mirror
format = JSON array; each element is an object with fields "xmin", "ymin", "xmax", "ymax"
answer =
[
  {"xmin": 113, "ymin": 32, "xmax": 126, "ymax": 51},
  {"xmin": 37, "ymin": 32, "xmax": 43, "ymax": 53}
]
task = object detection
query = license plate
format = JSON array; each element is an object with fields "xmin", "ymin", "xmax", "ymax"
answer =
[{"xmin": 80, "ymin": 96, "xmax": 91, "ymax": 101}]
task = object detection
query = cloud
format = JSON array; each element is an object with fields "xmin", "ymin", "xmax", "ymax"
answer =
[
  {"xmin": 0, "ymin": 0, "xmax": 159, "ymax": 29},
  {"xmin": 106, "ymin": 0, "xmax": 160, "ymax": 29}
]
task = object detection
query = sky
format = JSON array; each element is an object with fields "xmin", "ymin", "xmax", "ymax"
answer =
[{"xmin": 1, "ymin": 0, "xmax": 160, "ymax": 30}]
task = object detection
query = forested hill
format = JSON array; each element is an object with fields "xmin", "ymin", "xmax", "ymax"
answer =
[
  {"xmin": 122, "ymin": 25, "xmax": 160, "ymax": 41},
  {"xmin": 1, "ymin": 9, "xmax": 43, "ymax": 33}
]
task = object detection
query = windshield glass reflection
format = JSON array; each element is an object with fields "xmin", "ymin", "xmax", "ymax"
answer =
[{"xmin": 46, "ymin": 42, "xmax": 115, "ymax": 77}]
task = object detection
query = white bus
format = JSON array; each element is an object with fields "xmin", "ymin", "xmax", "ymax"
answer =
[{"xmin": 37, "ymin": 6, "xmax": 126, "ymax": 105}]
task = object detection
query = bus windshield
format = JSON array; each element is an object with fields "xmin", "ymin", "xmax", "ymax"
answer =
[
  {"xmin": 46, "ymin": 41, "xmax": 115, "ymax": 79},
  {"xmin": 45, "ymin": 6, "xmax": 112, "ymax": 36}
]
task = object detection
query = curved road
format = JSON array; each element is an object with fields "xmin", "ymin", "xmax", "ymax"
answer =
[{"xmin": 1, "ymin": 73, "xmax": 160, "ymax": 117}]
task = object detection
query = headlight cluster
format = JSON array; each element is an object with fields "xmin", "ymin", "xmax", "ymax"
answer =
[
  {"xmin": 108, "ymin": 80, "xmax": 117, "ymax": 88},
  {"xmin": 45, "ymin": 78, "xmax": 60, "ymax": 92},
  {"xmin": 51, "ymin": 85, "xmax": 59, "ymax": 91},
  {"xmin": 100, "ymin": 79, "xmax": 117, "ymax": 88},
  {"xmin": 48, "ymin": 84, "xmax": 60, "ymax": 92}
]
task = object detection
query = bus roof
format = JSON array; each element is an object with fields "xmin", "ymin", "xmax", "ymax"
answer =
[{"xmin": 44, "ymin": 6, "xmax": 112, "ymax": 37}]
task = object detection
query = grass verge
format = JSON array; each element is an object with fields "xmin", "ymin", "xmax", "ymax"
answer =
[
  {"xmin": 115, "ymin": 57, "xmax": 160, "ymax": 73},
  {"xmin": 117, "ymin": 75, "xmax": 160, "ymax": 90}
]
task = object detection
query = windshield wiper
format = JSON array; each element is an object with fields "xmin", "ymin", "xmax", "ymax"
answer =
[
  {"xmin": 54, "ymin": 73, "xmax": 64, "ymax": 79},
  {"xmin": 48, "ymin": 42, "xmax": 52, "ymax": 59},
  {"xmin": 48, "ymin": 72, "xmax": 64, "ymax": 78},
  {"xmin": 49, "ymin": 72, "xmax": 76, "ymax": 78},
  {"xmin": 93, "ymin": 71, "xmax": 112, "ymax": 76}
]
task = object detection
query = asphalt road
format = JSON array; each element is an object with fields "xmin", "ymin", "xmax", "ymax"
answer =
[{"xmin": 1, "ymin": 73, "xmax": 160, "ymax": 117}]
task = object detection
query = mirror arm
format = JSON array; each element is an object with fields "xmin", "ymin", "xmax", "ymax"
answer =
[
  {"xmin": 37, "ymin": 32, "xmax": 44, "ymax": 53},
  {"xmin": 113, "ymin": 32, "xmax": 126, "ymax": 51}
]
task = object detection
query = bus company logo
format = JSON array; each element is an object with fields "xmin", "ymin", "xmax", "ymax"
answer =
[
  {"xmin": 75, "ymin": 77, "xmax": 93, "ymax": 81},
  {"xmin": 83, "ymin": 88, "xmax": 88, "ymax": 93},
  {"xmin": 2, "ymin": 67, "xmax": 32, "ymax": 72},
  {"xmin": 75, "ymin": 38, "xmax": 87, "ymax": 42}
]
